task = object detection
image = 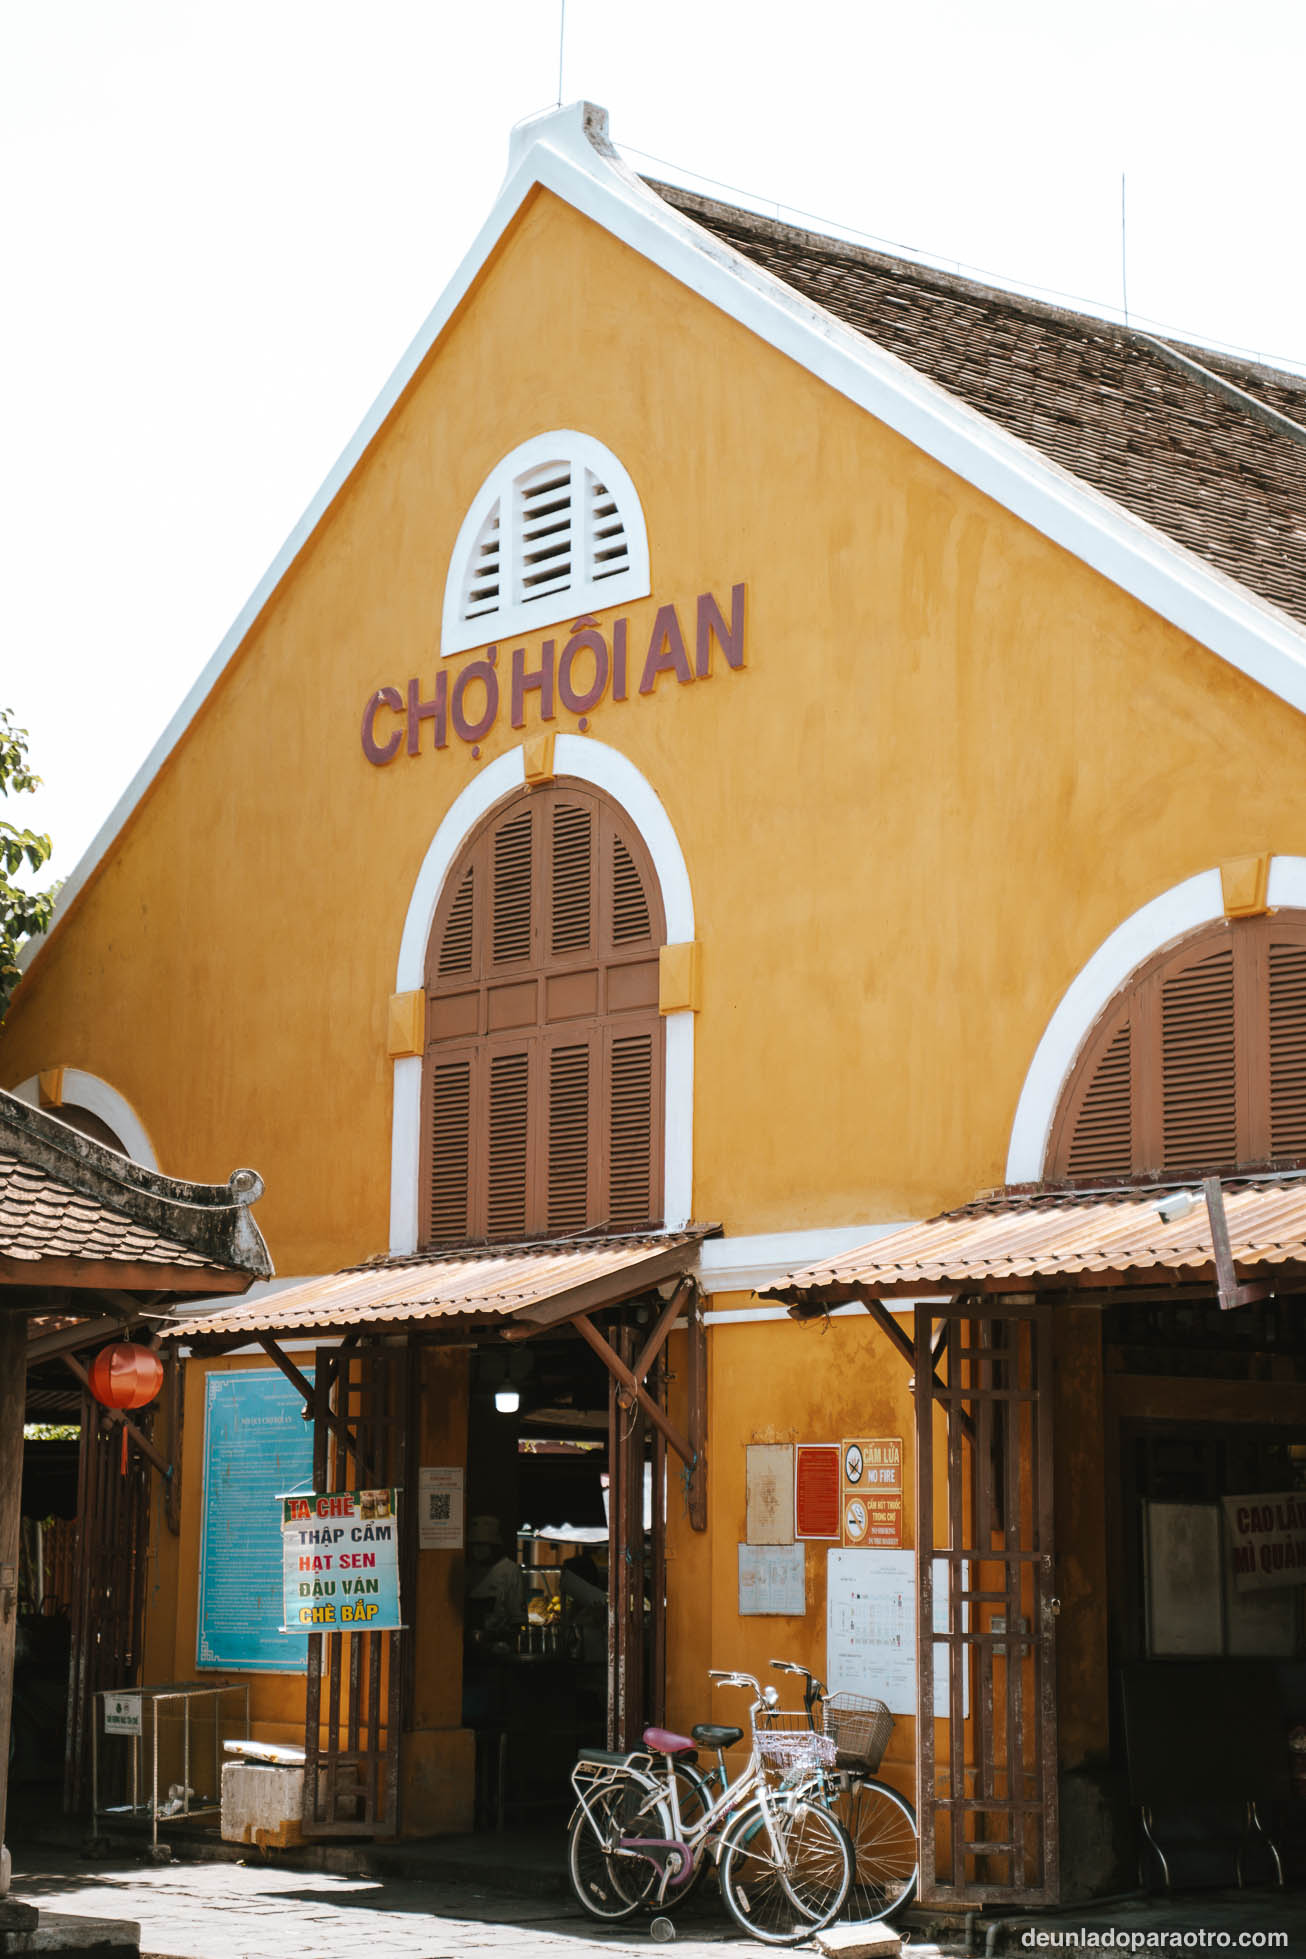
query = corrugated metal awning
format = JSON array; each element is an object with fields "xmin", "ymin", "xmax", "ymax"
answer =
[
  {"xmin": 167, "ymin": 1231, "xmax": 707, "ymax": 1340},
  {"xmin": 762, "ymin": 1179, "xmax": 1306, "ymax": 1309}
]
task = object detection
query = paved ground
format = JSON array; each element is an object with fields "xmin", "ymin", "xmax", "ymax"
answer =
[
  {"xmin": 9, "ymin": 1845, "xmax": 802, "ymax": 1958},
  {"xmin": 13, "ymin": 1841, "xmax": 1306, "ymax": 1959}
]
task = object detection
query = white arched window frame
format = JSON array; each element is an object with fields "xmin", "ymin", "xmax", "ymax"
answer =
[
  {"xmin": 440, "ymin": 431, "xmax": 651, "ymax": 658},
  {"xmin": 389, "ymin": 735, "xmax": 693, "ymax": 1255},
  {"xmin": 7, "ymin": 1069, "xmax": 158, "ymax": 1168}
]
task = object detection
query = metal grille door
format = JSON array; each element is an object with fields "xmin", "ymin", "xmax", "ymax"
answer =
[
  {"xmin": 914, "ymin": 1303, "xmax": 1059, "ymax": 1905},
  {"xmin": 302, "ymin": 1342, "xmax": 407, "ymax": 1837}
]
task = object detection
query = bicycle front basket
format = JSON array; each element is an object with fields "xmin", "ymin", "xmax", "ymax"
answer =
[
  {"xmin": 822, "ymin": 1693, "xmax": 893, "ymax": 1772},
  {"xmin": 755, "ymin": 1708, "xmax": 837, "ymax": 1775}
]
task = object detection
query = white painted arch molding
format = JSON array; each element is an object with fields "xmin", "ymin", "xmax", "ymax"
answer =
[
  {"xmin": 389, "ymin": 735, "xmax": 695, "ymax": 1254},
  {"xmin": 7, "ymin": 1068, "xmax": 158, "ymax": 1168},
  {"xmin": 1005, "ymin": 856, "xmax": 1306, "ymax": 1182}
]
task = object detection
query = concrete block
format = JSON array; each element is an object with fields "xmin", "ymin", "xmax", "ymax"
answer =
[
  {"xmin": 814, "ymin": 1923, "xmax": 902, "ymax": 1959},
  {"xmin": 220, "ymin": 1759, "xmax": 305, "ymax": 1850},
  {"xmin": 0, "ymin": 1911, "xmax": 138, "ymax": 1956}
]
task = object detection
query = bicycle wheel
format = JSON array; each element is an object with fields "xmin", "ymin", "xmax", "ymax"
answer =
[
  {"xmin": 719, "ymin": 1795, "xmax": 852, "ymax": 1945},
  {"xmin": 567, "ymin": 1770, "xmax": 669, "ymax": 1921},
  {"xmin": 830, "ymin": 1777, "xmax": 918, "ymax": 1922}
]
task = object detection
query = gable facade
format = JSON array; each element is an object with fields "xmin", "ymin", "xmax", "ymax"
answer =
[{"xmin": 4, "ymin": 102, "xmax": 1306, "ymax": 1897}]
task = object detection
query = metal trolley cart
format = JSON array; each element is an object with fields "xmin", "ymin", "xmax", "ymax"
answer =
[{"xmin": 93, "ymin": 1681, "xmax": 250, "ymax": 1849}]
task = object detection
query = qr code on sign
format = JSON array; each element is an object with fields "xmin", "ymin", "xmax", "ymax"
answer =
[{"xmin": 429, "ymin": 1493, "xmax": 451, "ymax": 1522}]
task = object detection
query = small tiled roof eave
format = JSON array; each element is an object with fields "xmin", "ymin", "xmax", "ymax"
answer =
[
  {"xmin": 762, "ymin": 1179, "xmax": 1306, "ymax": 1312},
  {"xmin": 166, "ymin": 1229, "xmax": 715, "ymax": 1343},
  {"xmin": 0, "ymin": 1088, "xmax": 271, "ymax": 1293}
]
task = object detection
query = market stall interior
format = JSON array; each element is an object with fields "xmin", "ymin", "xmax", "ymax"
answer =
[{"xmin": 462, "ymin": 1331, "xmax": 659, "ymax": 1828}]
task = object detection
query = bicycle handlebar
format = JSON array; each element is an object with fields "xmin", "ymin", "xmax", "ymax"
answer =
[{"xmin": 769, "ymin": 1657, "xmax": 827, "ymax": 1715}]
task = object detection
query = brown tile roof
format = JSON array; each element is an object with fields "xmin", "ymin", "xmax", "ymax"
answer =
[
  {"xmin": 0, "ymin": 1089, "xmax": 272, "ymax": 1287},
  {"xmin": 168, "ymin": 1232, "xmax": 705, "ymax": 1338},
  {"xmin": 652, "ymin": 184, "xmax": 1306, "ymax": 629},
  {"xmin": 764, "ymin": 1179, "xmax": 1306, "ymax": 1305},
  {"xmin": 0, "ymin": 1147, "xmax": 219, "ymax": 1269}
]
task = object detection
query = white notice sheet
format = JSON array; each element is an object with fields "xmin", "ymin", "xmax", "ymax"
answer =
[
  {"xmin": 738, "ymin": 1542, "xmax": 806, "ymax": 1616},
  {"xmin": 826, "ymin": 1548, "xmax": 968, "ymax": 1716}
]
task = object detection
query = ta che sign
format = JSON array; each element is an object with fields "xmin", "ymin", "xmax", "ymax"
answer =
[{"xmin": 281, "ymin": 1489, "xmax": 402, "ymax": 1630}]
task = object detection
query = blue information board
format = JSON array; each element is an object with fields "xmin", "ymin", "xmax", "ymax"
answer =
[{"xmin": 198, "ymin": 1369, "xmax": 314, "ymax": 1672}]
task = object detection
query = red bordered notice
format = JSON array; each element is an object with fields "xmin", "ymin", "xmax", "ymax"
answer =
[{"xmin": 794, "ymin": 1443, "xmax": 841, "ymax": 1540}]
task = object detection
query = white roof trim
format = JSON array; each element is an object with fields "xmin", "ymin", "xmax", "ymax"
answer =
[{"xmin": 22, "ymin": 99, "xmax": 1306, "ymax": 981}]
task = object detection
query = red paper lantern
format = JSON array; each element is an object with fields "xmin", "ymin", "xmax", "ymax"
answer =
[{"xmin": 88, "ymin": 1343, "xmax": 164, "ymax": 1412}]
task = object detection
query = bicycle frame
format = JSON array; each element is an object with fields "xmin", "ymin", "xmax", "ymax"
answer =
[{"xmin": 568, "ymin": 1670, "xmax": 804, "ymax": 1908}]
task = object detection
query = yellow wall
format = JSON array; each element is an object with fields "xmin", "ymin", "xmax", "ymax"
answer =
[
  {"xmin": 10, "ymin": 186, "xmax": 1306, "ymax": 1829},
  {"xmin": 7, "ymin": 191, "xmax": 1306, "ymax": 1260}
]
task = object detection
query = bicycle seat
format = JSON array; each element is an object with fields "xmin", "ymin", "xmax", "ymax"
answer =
[
  {"xmin": 643, "ymin": 1726, "xmax": 697, "ymax": 1756},
  {"xmin": 691, "ymin": 1723, "xmax": 743, "ymax": 1749}
]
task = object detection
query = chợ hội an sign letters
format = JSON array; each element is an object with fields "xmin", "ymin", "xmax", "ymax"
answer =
[
  {"xmin": 360, "ymin": 584, "xmax": 746, "ymax": 764},
  {"xmin": 281, "ymin": 1489, "xmax": 402, "ymax": 1630}
]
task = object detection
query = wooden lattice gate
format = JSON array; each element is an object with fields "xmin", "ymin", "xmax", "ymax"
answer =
[
  {"xmin": 914, "ymin": 1302, "xmax": 1060, "ymax": 1906},
  {"xmin": 302, "ymin": 1341, "xmax": 409, "ymax": 1837}
]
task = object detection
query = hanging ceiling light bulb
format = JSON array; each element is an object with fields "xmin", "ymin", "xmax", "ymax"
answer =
[{"xmin": 495, "ymin": 1387, "xmax": 520, "ymax": 1414}]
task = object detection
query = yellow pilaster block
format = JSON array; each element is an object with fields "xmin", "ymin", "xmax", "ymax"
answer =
[
  {"xmin": 659, "ymin": 942, "xmax": 702, "ymax": 1015},
  {"xmin": 37, "ymin": 1067, "xmax": 65, "ymax": 1109},
  {"xmin": 387, "ymin": 991, "xmax": 426, "ymax": 1059},
  {"xmin": 524, "ymin": 733, "xmax": 555, "ymax": 785},
  {"xmin": 1220, "ymin": 853, "xmax": 1270, "ymax": 918}
]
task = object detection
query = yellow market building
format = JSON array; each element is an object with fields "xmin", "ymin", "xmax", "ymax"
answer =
[{"xmin": 7, "ymin": 101, "xmax": 1306, "ymax": 1908}]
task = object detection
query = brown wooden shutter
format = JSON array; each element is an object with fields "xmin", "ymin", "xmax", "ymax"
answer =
[
  {"xmin": 492, "ymin": 810, "xmax": 533, "ymax": 965},
  {"xmin": 551, "ymin": 803, "xmax": 593, "ymax": 955},
  {"xmin": 612, "ymin": 834, "xmax": 652, "ymax": 945},
  {"xmin": 1159, "ymin": 944, "xmax": 1237, "ymax": 1169},
  {"xmin": 429, "ymin": 1057, "xmax": 473, "ymax": 1242},
  {"xmin": 547, "ymin": 1039, "xmax": 592, "ymax": 1233},
  {"xmin": 422, "ymin": 782, "xmax": 665, "ymax": 1245},
  {"xmin": 438, "ymin": 868, "xmax": 475, "ymax": 977},
  {"xmin": 487, "ymin": 1049, "xmax": 531, "ymax": 1239},
  {"xmin": 607, "ymin": 1029, "xmax": 656, "ymax": 1228},
  {"xmin": 1064, "ymin": 1024, "xmax": 1133, "ymax": 1178},
  {"xmin": 1269, "ymin": 938, "xmax": 1306, "ymax": 1156}
]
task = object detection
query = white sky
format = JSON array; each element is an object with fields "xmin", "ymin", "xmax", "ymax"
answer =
[{"xmin": 4, "ymin": 0, "xmax": 1304, "ymax": 887}]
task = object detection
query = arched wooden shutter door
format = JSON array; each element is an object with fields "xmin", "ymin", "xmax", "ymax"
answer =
[
  {"xmin": 422, "ymin": 784, "xmax": 664, "ymax": 1244},
  {"xmin": 1048, "ymin": 913, "xmax": 1306, "ymax": 1181}
]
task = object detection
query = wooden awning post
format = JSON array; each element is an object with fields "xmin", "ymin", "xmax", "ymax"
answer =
[
  {"xmin": 686, "ymin": 1286, "xmax": 707, "ymax": 1532},
  {"xmin": 0, "ymin": 1315, "xmax": 25, "ymax": 1889}
]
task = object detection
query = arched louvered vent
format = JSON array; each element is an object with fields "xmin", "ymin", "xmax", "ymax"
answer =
[
  {"xmin": 442, "ymin": 433, "xmax": 651, "ymax": 657},
  {"xmin": 1048, "ymin": 912, "xmax": 1306, "ymax": 1180},
  {"xmin": 460, "ymin": 503, "xmax": 501, "ymax": 625},
  {"xmin": 588, "ymin": 474, "xmax": 630, "ymax": 583},
  {"xmin": 421, "ymin": 782, "xmax": 665, "ymax": 1245}
]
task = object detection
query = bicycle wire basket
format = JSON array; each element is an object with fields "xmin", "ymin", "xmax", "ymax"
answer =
[
  {"xmin": 754, "ymin": 1707, "xmax": 838, "ymax": 1776},
  {"xmin": 820, "ymin": 1692, "xmax": 894, "ymax": 1772}
]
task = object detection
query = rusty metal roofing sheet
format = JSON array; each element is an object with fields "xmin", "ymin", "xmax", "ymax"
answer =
[
  {"xmin": 764, "ymin": 1181, "xmax": 1306, "ymax": 1302},
  {"xmin": 167, "ymin": 1233, "xmax": 703, "ymax": 1338}
]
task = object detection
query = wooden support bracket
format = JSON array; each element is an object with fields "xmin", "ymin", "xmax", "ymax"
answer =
[
  {"xmin": 257, "ymin": 1334, "xmax": 370, "ymax": 1476},
  {"xmin": 573, "ymin": 1312, "xmax": 695, "ymax": 1467},
  {"xmin": 862, "ymin": 1294, "xmax": 975, "ymax": 1444}
]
